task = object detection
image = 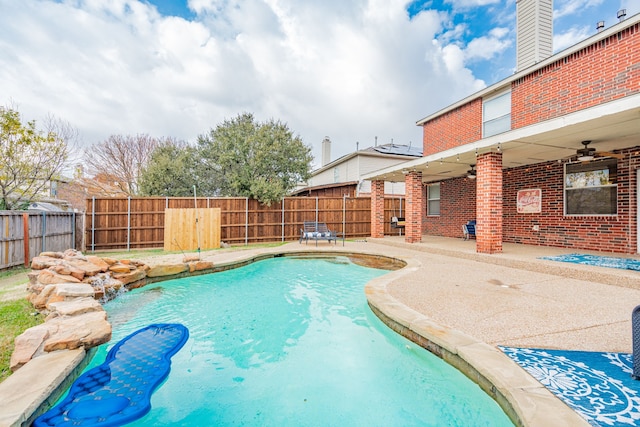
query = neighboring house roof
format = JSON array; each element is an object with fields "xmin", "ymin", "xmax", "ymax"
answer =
[
  {"xmin": 28, "ymin": 201, "xmax": 67, "ymax": 212},
  {"xmin": 370, "ymin": 144, "xmax": 423, "ymax": 157},
  {"xmin": 311, "ymin": 143, "xmax": 422, "ymax": 176},
  {"xmin": 290, "ymin": 181, "xmax": 358, "ymax": 196}
]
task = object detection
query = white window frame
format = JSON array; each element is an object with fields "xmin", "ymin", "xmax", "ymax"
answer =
[
  {"xmin": 483, "ymin": 90, "xmax": 511, "ymax": 138},
  {"xmin": 427, "ymin": 183, "xmax": 440, "ymax": 216}
]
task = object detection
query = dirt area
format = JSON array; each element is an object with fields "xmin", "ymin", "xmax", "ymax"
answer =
[{"xmin": 0, "ymin": 273, "xmax": 29, "ymax": 302}]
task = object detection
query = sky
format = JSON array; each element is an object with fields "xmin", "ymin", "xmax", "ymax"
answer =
[{"xmin": 1, "ymin": 0, "xmax": 638, "ymax": 169}]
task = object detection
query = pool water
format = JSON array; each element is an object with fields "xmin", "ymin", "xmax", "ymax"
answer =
[{"xmin": 85, "ymin": 256, "xmax": 512, "ymax": 426}]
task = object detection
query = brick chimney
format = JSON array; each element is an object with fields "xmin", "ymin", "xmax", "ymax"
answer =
[{"xmin": 516, "ymin": 0, "xmax": 553, "ymax": 72}]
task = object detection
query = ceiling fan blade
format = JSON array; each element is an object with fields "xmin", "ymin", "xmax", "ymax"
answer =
[{"xmin": 595, "ymin": 151, "xmax": 624, "ymax": 159}]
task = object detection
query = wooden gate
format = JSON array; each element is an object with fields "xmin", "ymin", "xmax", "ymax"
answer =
[{"xmin": 163, "ymin": 208, "xmax": 221, "ymax": 252}]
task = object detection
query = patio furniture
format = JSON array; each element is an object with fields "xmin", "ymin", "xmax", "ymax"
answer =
[
  {"xmin": 391, "ymin": 216, "xmax": 405, "ymax": 229},
  {"xmin": 463, "ymin": 220, "xmax": 476, "ymax": 240},
  {"xmin": 299, "ymin": 221, "xmax": 343, "ymax": 246}
]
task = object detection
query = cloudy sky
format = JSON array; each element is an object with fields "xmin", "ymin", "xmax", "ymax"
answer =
[{"xmin": 1, "ymin": 0, "xmax": 638, "ymax": 168}]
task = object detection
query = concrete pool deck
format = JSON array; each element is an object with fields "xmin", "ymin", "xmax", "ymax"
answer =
[{"xmin": 3, "ymin": 237, "xmax": 639, "ymax": 426}]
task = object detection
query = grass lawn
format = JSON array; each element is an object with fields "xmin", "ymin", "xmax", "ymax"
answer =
[{"xmin": 0, "ymin": 299, "xmax": 43, "ymax": 381}]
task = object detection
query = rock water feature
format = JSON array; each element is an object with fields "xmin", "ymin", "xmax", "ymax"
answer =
[{"xmin": 9, "ymin": 249, "xmax": 213, "ymax": 373}]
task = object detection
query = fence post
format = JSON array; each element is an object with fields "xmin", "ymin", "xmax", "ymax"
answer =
[
  {"xmin": 343, "ymin": 195, "xmax": 346, "ymax": 236},
  {"xmin": 633, "ymin": 305, "xmax": 640, "ymax": 379},
  {"xmin": 23, "ymin": 213, "xmax": 29, "ymax": 267},
  {"xmin": 315, "ymin": 197, "xmax": 318, "ymax": 223},
  {"xmin": 41, "ymin": 211, "xmax": 47, "ymax": 254},
  {"xmin": 281, "ymin": 197, "xmax": 285, "ymax": 242},
  {"xmin": 127, "ymin": 197, "xmax": 131, "ymax": 251},
  {"xmin": 245, "ymin": 197, "xmax": 249, "ymax": 246},
  {"xmin": 91, "ymin": 197, "xmax": 96, "ymax": 252},
  {"xmin": 72, "ymin": 211, "xmax": 76, "ymax": 249}
]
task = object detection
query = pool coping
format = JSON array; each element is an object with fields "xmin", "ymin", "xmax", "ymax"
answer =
[
  {"xmin": 0, "ymin": 246, "xmax": 588, "ymax": 427},
  {"xmin": 363, "ymin": 255, "xmax": 591, "ymax": 427}
]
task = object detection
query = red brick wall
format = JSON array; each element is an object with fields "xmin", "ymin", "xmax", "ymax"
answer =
[
  {"xmin": 422, "ymin": 99, "xmax": 482, "ymax": 156},
  {"xmin": 405, "ymin": 171, "xmax": 423, "ymax": 243},
  {"xmin": 512, "ymin": 23, "xmax": 640, "ymax": 128},
  {"xmin": 422, "ymin": 148, "xmax": 639, "ymax": 253},
  {"xmin": 370, "ymin": 180, "xmax": 385, "ymax": 238},
  {"xmin": 476, "ymin": 153, "xmax": 503, "ymax": 253},
  {"xmin": 503, "ymin": 151, "xmax": 639, "ymax": 253},
  {"xmin": 424, "ymin": 178, "xmax": 476, "ymax": 237}
]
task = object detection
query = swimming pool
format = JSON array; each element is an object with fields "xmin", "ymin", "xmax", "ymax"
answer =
[{"xmin": 84, "ymin": 256, "xmax": 513, "ymax": 426}]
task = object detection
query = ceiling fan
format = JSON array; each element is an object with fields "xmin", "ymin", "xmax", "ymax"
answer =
[
  {"xmin": 466, "ymin": 164, "xmax": 476, "ymax": 179},
  {"xmin": 574, "ymin": 141, "xmax": 624, "ymax": 162}
]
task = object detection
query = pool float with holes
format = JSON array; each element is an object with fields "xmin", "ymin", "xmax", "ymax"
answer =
[{"xmin": 33, "ymin": 323, "xmax": 189, "ymax": 427}]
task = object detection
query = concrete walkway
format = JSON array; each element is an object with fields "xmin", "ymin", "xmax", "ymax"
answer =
[{"xmin": 368, "ymin": 235, "xmax": 640, "ymax": 353}]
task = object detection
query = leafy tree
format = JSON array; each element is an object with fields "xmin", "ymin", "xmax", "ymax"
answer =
[
  {"xmin": 138, "ymin": 139, "xmax": 197, "ymax": 196},
  {"xmin": 83, "ymin": 134, "xmax": 162, "ymax": 196},
  {"xmin": 196, "ymin": 113, "xmax": 313, "ymax": 204},
  {"xmin": 0, "ymin": 106, "xmax": 73, "ymax": 210}
]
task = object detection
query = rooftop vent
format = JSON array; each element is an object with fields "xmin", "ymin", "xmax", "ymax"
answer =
[{"xmin": 618, "ymin": 9, "xmax": 627, "ymax": 22}]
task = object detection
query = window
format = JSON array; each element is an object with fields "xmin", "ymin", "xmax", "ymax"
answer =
[
  {"xmin": 333, "ymin": 167, "xmax": 339, "ymax": 183},
  {"xmin": 483, "ymin": 90, "xmax": 511, "ymax": 137},
  {"xmin": 564, "ymin": 159, "xmax": 617, "ymax": 215},
  {"xmin": 427, "ymin": 183, "xmax": 440, "ymax": 216}
]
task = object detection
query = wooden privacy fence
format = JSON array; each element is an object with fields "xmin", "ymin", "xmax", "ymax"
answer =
[
  {"xmin": 85, "ymin": 196, "xmax": 406, "ymax": 251},
  {"xmin": 0, "ymin": 211, "xmax": 78, "ymax": 270}
]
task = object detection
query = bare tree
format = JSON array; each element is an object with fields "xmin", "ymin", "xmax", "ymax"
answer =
[
  {"xmin": 0, "ymin": 106, "xmax": 75, "ymax": 210},
  {"xmin": 84, "ymin": 134, "xmax": 164, "ymax": 196}
]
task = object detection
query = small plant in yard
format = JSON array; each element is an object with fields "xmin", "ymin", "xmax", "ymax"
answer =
[{"xmin": 0, "ymin": 299, "xmax": 43, "ymax": 381}]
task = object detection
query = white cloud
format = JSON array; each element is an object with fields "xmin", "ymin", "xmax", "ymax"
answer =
[
  {"xmin": 447, "ymin": 0, "xmax": 500, "ymax": 9},
  {"xmin": 0, "ymin": 0, "xmax": 488, "ymax": 167},
  {"xmin": 553, "ymin": 26, "xmax": 592, "ymax": 52},
  {"xmin": 554, "ymin": 0, "xmax": 604, "ymax": 20},
  {"xmin": 464, "ymin": 27, "xmax": 511, "ymax": 61}
]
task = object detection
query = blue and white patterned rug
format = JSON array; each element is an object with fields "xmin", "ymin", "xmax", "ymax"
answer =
[
  {"xmin": 539, "ymin": 254, "xmax": 640, "ymax": 272},
  {"xmin": 500, "ymin": 347, "xmax": 640, "ymax": 426}
]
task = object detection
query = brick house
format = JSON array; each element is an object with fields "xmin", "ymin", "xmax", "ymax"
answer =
[{"xmin": 365, "ymin": 3, "xmax": 640, "ymax": 254}]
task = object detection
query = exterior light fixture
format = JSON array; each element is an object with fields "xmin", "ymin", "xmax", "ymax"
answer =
[
  {"xmin": 576, "ymin": 141, "xmax": 595, "ymax": 161},
  {"xmin": 596, "ymin": 21, "xmax": 605, "ymax": 31}
]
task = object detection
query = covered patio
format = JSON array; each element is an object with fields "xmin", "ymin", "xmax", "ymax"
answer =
[{"xmin": 363, "ymin": 93, "xmax": 640, "ymax": 254}]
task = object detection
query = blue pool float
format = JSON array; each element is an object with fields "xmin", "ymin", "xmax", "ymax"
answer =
[{"xmin": 34, "ymin": 323, "xmax": 189, "ymax": 427}]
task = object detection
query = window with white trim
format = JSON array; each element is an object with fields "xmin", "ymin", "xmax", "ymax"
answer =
[
  {"xmin": 564, "ymin": 159, "xmax": 617, "ymax": 215},
  {"xmin": 427, "ymin": 183, "xmax": 440, "ymax": 216},
  {"xmin": 483, "ymin": 90, "xmax": 511, "ymax": 137}
]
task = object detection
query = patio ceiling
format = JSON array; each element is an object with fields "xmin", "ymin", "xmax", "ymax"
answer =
[{"xmin": 364, "ymin": 93, "xmax": 640, "ymax": 183}]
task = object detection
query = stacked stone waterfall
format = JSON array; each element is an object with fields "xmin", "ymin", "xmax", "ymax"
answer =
[{"xmin": 10, "ymin": 249, "xmax": 213, "ymax": 373}]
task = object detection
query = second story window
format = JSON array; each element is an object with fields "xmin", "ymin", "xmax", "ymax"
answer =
[{"xmin": 483, "ymin": 90, "xmax": 511, "ymax": 137}]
